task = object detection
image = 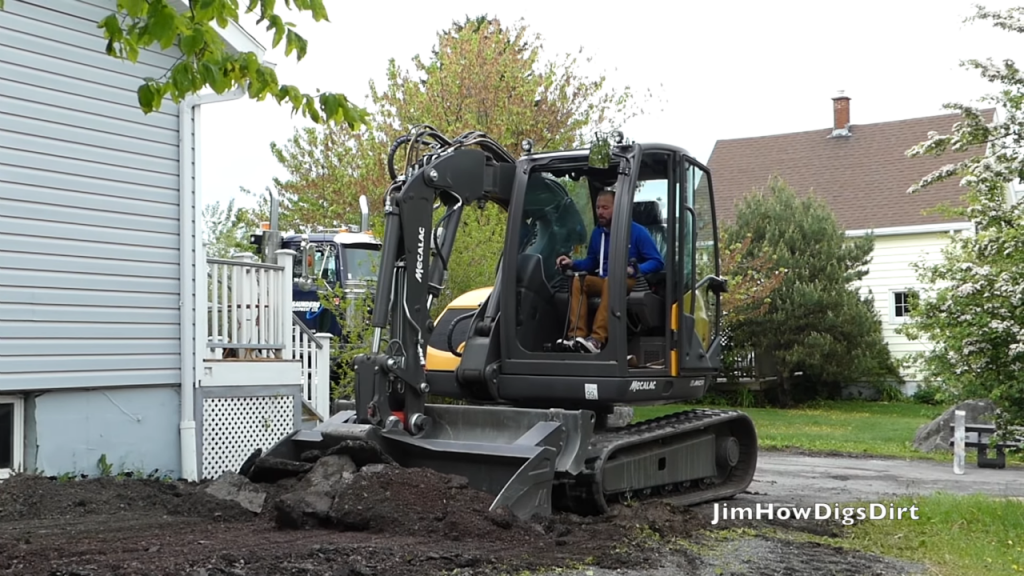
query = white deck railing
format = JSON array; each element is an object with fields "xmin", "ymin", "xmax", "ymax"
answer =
[
  {"xmin": 291, "ymin": 316, "xmax": 333, "ymax": 420},
  {"xmin": 207, "ymin": 251, "xmax": 292, "ymax": 359},
  {"xmin": 204, "ymin": 250, "xmax": 333, "ymax": 418}
]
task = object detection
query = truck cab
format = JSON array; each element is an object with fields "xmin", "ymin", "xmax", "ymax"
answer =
[
  {"xmin": 248, "ymin": 193, "xmax": 381, "ymax": 343},
  {"xmin": 287, "ymin": 228, "xmax": 381, "ymax": 337}
]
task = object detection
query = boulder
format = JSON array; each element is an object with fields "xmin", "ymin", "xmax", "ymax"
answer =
[
  {"xmin": 273, "ymin": 455, "xmax": 358, "ymax": 529},
  {"xmin": 203, "ymin": 472, "xmax": 266, "ymax": 513},
  {"xmin": 912, "ymin": 399, "xmax": 997, "ymax": 453}
]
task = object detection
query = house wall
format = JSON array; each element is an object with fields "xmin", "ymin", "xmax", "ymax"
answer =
[
  {"xmin": 850, "ymin": 231, "xmax": 958, "ymax": 393},
  {"xmin": 0, "ymin": 0, "xmax": 195, "ymax": 475},
  {"xmin": 24, "ymin": 387, "xmax": 182, "ymax": 476}
]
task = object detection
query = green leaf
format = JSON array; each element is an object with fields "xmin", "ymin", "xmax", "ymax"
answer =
[
  {"xmin": 146, "ymin": 2, "xmax": 180, "ymax": 50},
  {"xmin": 308, "ymin": 0, "xmax": 329, "ymax": 22},
  {"xmin": 266, "ymin": 14, "xmax": 286, "ymax": 48},
  {"xmin": 320, "ymin": 93, "xmax": 340, "ymax": 123},
  {"xmin": 284, "ymin": 29, "xmax": 308, "ymax": 61},
  {"xmin": 303, "ymin": 97, "xmax": 321, "ymax": 124},
  {"xmin": 180, "ymin": 28, "xmax": 205, "ymax": 56},
  {"xmin": 118, "ymin": 0, "xmax": 147, "ymax": 18},
  {"xmin": 137, "ymin": 82, "xmax": 158, "ymax": 113}
]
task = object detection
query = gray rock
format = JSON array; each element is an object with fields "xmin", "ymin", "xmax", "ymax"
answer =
[
  {"xmin": 273, "ymin": 455, "xmax": 358, "ymax": 529},
  {"xmin": 295, "ymin": 455, "xmax": 357, "ymax": 493},
  {"xmin": 203, "ymin": 472, "xmax": 266, "ymax": 513},
  {"xmin": 360, "ymin": 463, "xmax": 392, "ymax": 475},
  {"xmin": 274, "ymin": 490, "xmax": 335, "ymax": 528},
  {"xmin": 913, "ymin": 399, "xmax": 997, "ymax": 453}
]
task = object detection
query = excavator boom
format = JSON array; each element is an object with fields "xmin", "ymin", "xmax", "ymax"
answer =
[{"xmin": 250, "ymin": 128, "xmax": 758, "ymax": 520}]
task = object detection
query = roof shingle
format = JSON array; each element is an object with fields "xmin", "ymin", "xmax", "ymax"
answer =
[{"xmin": 707, "ymin": 107, "xmax": 996, "ymax": 231}]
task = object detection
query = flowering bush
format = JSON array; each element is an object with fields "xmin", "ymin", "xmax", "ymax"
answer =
[{"xmin": 899, "ymin": 5, "xmax": 1024, "ymax": 437}]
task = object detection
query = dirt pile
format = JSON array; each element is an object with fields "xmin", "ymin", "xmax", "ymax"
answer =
[
  {"xmin": 0, "ymin": 473, "xmax": 254, "ymax": 523},
  {"xmin": 0, "ymin": 458, "xmax": 929, "ymax": 576},
  {"xmin": 0, "ymin": 454, "xmax": 708, "ymax": 575}
]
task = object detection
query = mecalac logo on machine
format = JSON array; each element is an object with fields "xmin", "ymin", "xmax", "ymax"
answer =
[
  {"xmin": 415, "ymin": 226, "xmax": 426, "ymax": 282},
  {"xmin": 629, "ymin": 380, "xmax": 657, "ymax": 392}
]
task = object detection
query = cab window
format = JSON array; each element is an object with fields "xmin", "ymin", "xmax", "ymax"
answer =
[
  {"xmin": 344, "ymin": 246, "xmax": 379, "ymax": 280},
  {"xmin": 517, "ymin": 170, "xmax": 591, "ymax": 288}
]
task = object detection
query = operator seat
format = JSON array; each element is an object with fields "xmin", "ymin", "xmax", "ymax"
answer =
[
  {"xmin": 553, "ymin": 201, "xmax": 668, "ymax": 337},
  {"xmin": 625, "ymin": 201, "xmax": 667, "ymax": 333}
]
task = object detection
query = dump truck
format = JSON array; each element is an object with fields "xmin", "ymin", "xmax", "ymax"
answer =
[{"xmin": 248, "ymin": 127, "xmax": 758, "ymax": 520}]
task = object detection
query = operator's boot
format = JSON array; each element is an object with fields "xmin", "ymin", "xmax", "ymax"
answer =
[
  {"xmin": 554, "ymin": 337, "xmax": 581, "ymax": 352},
  {"xmin": 576, "ymin": 336, "xmax": 603, "ymax": 354}
]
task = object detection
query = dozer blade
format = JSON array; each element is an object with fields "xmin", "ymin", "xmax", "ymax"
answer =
[
  {"xmin": 246, "ymin": 403, "xmax": 757, "ymax": 521},
  {"xmin": 247, "ymin": 403, "xmax": 596, "ymax": 521}
]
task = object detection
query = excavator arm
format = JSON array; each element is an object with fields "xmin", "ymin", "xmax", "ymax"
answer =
[{"xmin": 353, "ymin": 131, "xmax": 516, "ymax": 435}]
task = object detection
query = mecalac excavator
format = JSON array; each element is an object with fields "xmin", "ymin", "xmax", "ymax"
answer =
[{"xmin": 250, "ymin": 126, "xmax": 758, "ymax": 520}]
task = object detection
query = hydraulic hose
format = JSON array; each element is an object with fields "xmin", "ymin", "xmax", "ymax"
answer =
[
  {"xmin": 447, "ymin": 310, "xmax": 477, "ymax": 357},
  {"xmin": 387, "ymin": 135, "xmax": 412, "ymax": 180}
]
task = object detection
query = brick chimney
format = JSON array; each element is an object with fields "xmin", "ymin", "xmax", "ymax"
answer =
[{"xmin": 830, "ymin": 91, "xmax": 851, "ymax": 137}]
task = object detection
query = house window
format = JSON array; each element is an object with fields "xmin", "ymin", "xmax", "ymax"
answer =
[
  {"xmin": 890, "ymin": 290, "xmax": 914, "ymax": 323},
  {"xmin": 0, "ymin": 396, "xmax": 24, "ymax": 480}
]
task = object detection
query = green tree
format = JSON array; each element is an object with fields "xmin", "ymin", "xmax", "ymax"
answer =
[
  {"xmin": 717, "ymin": 233, "xmax": 787, "ymax": 384},
  {"xmin": 723, "ymin": 176, "xmax": 902, "ymax": 406},
  {"xmin": 898, "ymin": 4, "xmax": 1024, "ymax": 434},
  {"xmin": 0, "ymin": 0, "xmax": 367, "ymax": 127},
  {"xmin": 203, "ymin": 198, "xmax": 257, "ymax": 258},
  {"xmin": 264, "ymin": 15, "xmax": 647, "ymax": 309}
]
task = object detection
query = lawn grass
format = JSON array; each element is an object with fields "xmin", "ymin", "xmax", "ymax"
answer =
[
  {"xmin": 633, "ymin": 399, "xmax": 953, "ymax": 460},
  {"xmin": 834, "ymin": 492, "xmax": 1024, "ymax": 576}
]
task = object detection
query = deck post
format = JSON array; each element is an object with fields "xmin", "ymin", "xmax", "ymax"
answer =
[
  {"xmin": 315, "ymin": 332, "xmax": 334, "ymax": 416},
  {"xmin": 275, "ymin": 250, "xmax": 296, "ymax": 360}
]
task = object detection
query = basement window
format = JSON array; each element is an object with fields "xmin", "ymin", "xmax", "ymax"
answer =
[{"xmin": 0, "ymin": 396, "xmax": 24, "ymax": 480}]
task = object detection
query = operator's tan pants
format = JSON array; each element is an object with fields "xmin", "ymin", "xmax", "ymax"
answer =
[{"xmin": 568, "ymin": 276, "xmax": 636, "ymax": 344}]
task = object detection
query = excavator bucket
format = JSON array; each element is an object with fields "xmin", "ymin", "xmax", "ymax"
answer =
[{"xmin": 247, "ymin": 402, "xmax": 597, "ymax": 520}]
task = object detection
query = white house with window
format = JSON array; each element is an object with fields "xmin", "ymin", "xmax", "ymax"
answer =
[{"xmin": 705, "ymin": 93, "xmax": 996, "ymax": 393}]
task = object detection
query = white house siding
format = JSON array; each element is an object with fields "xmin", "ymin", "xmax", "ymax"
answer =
[
  {"xmin": 0, "ymin": 0, "xmax": 194, "ymax": 475},
  {"xmin": 850, "ymin": 231, "xmax": 959, "ymax": 392}
]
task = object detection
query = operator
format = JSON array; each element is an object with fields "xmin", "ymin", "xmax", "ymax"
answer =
[{"xmin": 555, "ymin": 188, "xmax": 664, "ymax": 353}]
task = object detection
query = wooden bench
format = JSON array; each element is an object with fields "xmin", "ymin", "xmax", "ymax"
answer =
[{"xmin": 948, "ymin": 423, "xmax": 1023, "ymax": 469}]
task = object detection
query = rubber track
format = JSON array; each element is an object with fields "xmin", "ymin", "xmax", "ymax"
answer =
[{"xmin": 564, "ymin": 408, "xmax": 759, "ymax": 514}]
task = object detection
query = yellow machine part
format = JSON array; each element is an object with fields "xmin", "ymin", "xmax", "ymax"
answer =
[
  {"xmin": 670, "ymin": 290, "xmax": 710, "ymax": 376},
  {"xmin": 425, "ymin": 286, "xmax": 493, "ymax": 373},
  {"xmin": 426, "ymin": 286, "xmax": 710, "ymax": 377}
]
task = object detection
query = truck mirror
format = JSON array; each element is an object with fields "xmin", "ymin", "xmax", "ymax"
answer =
[{"xmin": 301, "ymin": 244, "xmax": 315, "ymax": 280}]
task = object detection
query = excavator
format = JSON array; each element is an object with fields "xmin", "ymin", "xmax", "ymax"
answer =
[{"xmin": 249, "ymin": 126, "xmax": 758, "ymax": 520}]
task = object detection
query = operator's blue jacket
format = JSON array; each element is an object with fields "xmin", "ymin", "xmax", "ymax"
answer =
[{"xmin": 571, "ymin": 222, "xmax": 664, "ymax": 279}]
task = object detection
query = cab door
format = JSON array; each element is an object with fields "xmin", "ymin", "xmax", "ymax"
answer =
[{"xmin": 673, "ymin": 157, "xmax": 723, "ymax": 375}]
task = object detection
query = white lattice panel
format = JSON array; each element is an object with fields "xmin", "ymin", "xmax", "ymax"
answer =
[{"xmin": 201, "ymin": 395, "xmax": 294, "ymax": 479}]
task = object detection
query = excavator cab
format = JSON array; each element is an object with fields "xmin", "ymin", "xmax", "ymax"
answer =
[
  {"xmin": 253, "ymin": 129, "xmax": 756, "ymax": 521},
  {"xmin": 427, "ymin": 142, "xmax": 728, "ymax": 410}
]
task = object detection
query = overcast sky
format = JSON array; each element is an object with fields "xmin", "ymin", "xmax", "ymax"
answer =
[{"xmin": 196, "ymin": 0, "xmax": 1022, "ymax": 212}]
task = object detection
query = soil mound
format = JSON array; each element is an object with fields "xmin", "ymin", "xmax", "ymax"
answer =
[
  {"xmin": 260, "ymin": 451, "xmax": 704, "ymax": 571},
  {"xmin": 0, "ymin": 473, "xmax": 254, "ymax": 523},
  {"xmin": 326, "ymin": 465, "xmax": 542, "ymax": 541}
]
